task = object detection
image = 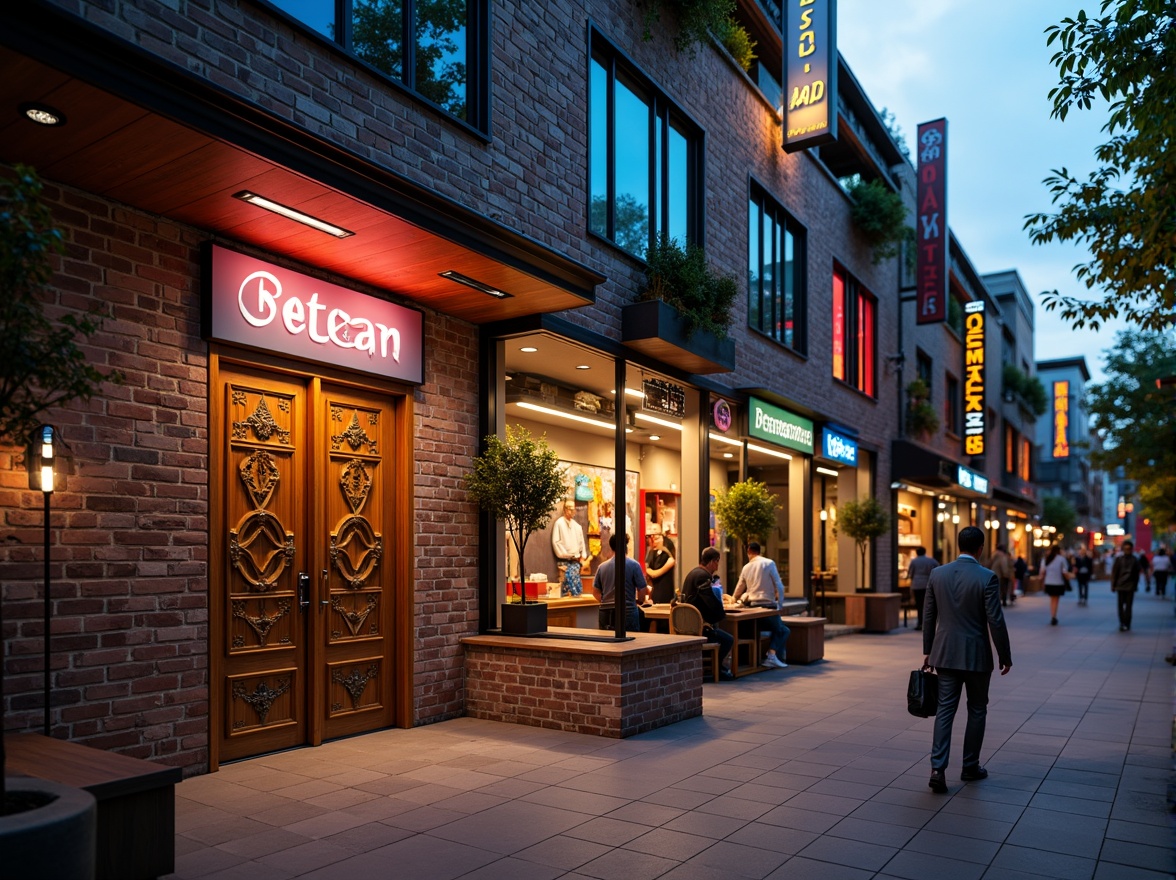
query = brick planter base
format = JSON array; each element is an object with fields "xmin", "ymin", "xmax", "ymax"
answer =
[{"xmin": 461, "ymin": 629, "xmax": 705, "ymax": 737}]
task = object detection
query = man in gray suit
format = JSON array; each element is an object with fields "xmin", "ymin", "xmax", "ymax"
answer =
[{"xmin": 923, "ymin": 526, "xmax": 1013, "ymax": 793}]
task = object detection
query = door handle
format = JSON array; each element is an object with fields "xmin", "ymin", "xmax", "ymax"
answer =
[
  {"xmin": 297, "ymin": 572, "xmax": 311, "ymax": 611},
  {"xmin": 320, "ymin": 568, "xmax": 329, "ymax": 608}
]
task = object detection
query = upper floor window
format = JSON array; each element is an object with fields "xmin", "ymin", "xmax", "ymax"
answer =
[
  {"xmin": 1019, "ymin": 436, "xmax": 1033, "ymax": 481},
  {"xmin": 916, "ymin": 349, "xmax": 933, "ymax": 394},
  {"xmin": 267, "ymin": 0, "xmax": 488, "ymax": 130},
  {"xmin": 589, "ymin": 35, "xmax": 702, "ymax": 257},
  {"xmin": 945, "ymin": 373, "xmax": 961, "ymax": 435},
  {"xmin": 832, "ymin": 265, "xmax": 876, "ymax": 397},
  {"xmin": 749, "ymin": 182, "xmax": 806, "ymax": 353}
]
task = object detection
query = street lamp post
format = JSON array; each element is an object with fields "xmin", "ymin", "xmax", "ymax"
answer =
[{"xmin": 37, "ymin": 425, "xmax": 56, "ymax": 737}]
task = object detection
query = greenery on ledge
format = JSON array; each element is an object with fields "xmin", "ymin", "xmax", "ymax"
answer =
[
  {"xmin": 846, "ymin": 177, "xmax": 914, "ymax": 265},
  {"xmin": 638, "ymin": 0, "xmax": 736, "ymax": 55},
  {"xmin": 639, "ymin": 234, "xmax": 737, "ymax": 339},
  {"xmin": 1001, "ymin": 363, "xmax": 1049, "ymax": 417},
  {"xmin": 716, "ymin": 17, "xmax": 756, "ymax": 71},
  {"xmin": 904, "ymin": 378, "xmax": 940, "ymax": 439}
]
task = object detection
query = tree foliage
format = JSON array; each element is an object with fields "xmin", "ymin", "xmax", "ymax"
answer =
[
  {"xmin": 1023, "ymin": 1, "xmax": 1176, "ymax": 330},
  {"xmin": 711, "ymin": 479, "xmax": 779, "ymax": 550},
  {"xmin": 1041, "ymin": 494, "xmax": 1079, "ymax": 539},
  {"xmin": 465, "ymin": 426, "xmax": 566, "ymax": 586},
  {"xmin": 0, "ymin": 166, "xmax": 118, "ymax": 445},
  {"xmin": 835, "ymin": 498, "xmax": 890, "ymax": 589},
  {"xmin": 1087, "ymin": 330, "xmax": 1176, "ymax": 526},
  {"xmin": 846, "ymin": 177, "xmax": 914, "ymax": 265}
]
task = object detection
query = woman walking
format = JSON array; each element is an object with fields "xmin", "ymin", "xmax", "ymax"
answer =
[{"xmin": 1042, "ymin": 545, "xmax": 1071, "ymax": 626}]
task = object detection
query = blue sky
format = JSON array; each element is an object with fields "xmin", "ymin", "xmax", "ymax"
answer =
[{"xmin": 836, "ymin": 0, "xmax": 1126, "ymax": 383}]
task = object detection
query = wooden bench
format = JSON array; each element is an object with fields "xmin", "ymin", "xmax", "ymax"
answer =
[
  {"xmin": 4, "ymin": 733, "xmax": 182, "ymax": 880},
  {"xmin": 782, "ymin": 616, "xmax": 826, "ymax": 664}
]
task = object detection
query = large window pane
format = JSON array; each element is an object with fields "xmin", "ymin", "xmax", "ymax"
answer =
[
  {"xmin": 415, "ymin": 0, "xmax": 468, "ymax": 119},
  {"xmin": 273, "ymin": 0, "xmax": 336, "ymax": 38},
  {"xmin": 749, "ymin": 182, "xmax": 806, "ymax": 354},
  {"xmin": 589, "ymin": 59, "xmax": 609, "ymax": 240},
  {"xmin": 613, "ymin": 79, "xmax": 650, "ymax": 257},
  {"xmin": 748, "ymin": 199, "xmax": 761, "ymax": 330},
  {"xmin": 351, "ymin": 0, "xmax": 404, "ymax": 79},
  {"xmin": 782, "ymin": 228, "xmax": 794, "ymax": 348},
  {"xmin": 667, "ymin": 124, "xmax": 688, "ymax": 245}
]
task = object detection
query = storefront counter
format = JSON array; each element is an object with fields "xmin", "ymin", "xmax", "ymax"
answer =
[
  {"xmin": 462, "ymin": 628, "xmax": 705, "ymax": 737},
  {"xmin": 542, "ymin": 595, "xmax": 600, "ymax": 628}
]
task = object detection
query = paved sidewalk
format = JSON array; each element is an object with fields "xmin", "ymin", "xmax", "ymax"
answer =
[{"xmin": 168, "ymin": 584, "xmax": 1175, "ymax": 880}]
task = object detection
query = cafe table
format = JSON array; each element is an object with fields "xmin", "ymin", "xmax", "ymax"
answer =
[{"xmin": 640, "ymin": 603, "xmax": 787, "ymax": 678}]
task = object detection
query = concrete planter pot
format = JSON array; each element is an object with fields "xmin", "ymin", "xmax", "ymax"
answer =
[
  {"xmin": 500, "ymin": 601, "xmax": 548, "ymax": 636},
  {"xmin": 0, "ymin": 777, "xmax": 97, "ymax": 880},
  {"xmin": 622, "ymin": 300, "xmax": 735, "ymax": 375}
]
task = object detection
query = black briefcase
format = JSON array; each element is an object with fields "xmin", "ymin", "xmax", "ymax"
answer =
[{"xmin": 907, "ymin": 667, "xmax": 939, "ymax": 718}]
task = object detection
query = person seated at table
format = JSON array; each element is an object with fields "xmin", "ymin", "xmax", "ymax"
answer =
[
  {"xmin": 595, "ymin": 533, "xmax": 645, "ymax": 632},
  {"xmin": 680, "ymin": 547, "xmax": 734, "ymax": 680},
  {"xmin": 732, "ymin": 542, "xmax": 790, "ymax": 669}
]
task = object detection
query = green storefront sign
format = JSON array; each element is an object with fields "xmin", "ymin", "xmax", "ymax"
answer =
[{"xmin": 748, "ymin": 397, "xmax": 814, "ymax": 454}]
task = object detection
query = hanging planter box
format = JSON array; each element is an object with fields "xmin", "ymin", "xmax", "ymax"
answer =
[{"xmin": 622, "ymin": 300, "xmax": 735, "ymax": 375}]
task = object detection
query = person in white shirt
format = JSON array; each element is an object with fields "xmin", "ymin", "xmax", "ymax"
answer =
[
  {"xmin": 1151, "ymin": 546, "xmax": 1171, "ymax": 598},
  {"xmin": 732, "ymin": 542, "xmax": 790, "ymax": 669},
  {"xmin": 551, "ymin": 501, "xmax": 587, "ymax": 597}
]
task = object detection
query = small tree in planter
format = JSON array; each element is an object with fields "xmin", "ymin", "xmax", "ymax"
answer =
[
  {"xmin": 835, "ymin": 497, "xmax": 891, "ymax": 592},
  {"xmin": 465, "ymin": 425, "xmax": 565, "ymax": 634},
  {"xmin": 712, "ymin": 479, "xmax": 779, "ymax": 566}
]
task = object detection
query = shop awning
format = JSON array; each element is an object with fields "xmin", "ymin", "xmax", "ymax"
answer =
[{"xmin": 892, "ymin": 439, "xmax": 992, "ymax": 499}]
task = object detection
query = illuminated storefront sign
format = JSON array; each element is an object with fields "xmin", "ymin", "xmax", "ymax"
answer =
[
  {"xmin": 916, "ymin": 118, "xmax": 948, "ymax": 324},
  {"xmin": 821, "ymin": 428, "xmax": 858, "ymax": 467},
  {"xmin": 205, "ymin": 244, "xmax": 424, "ymax": 383},
  {"xmin": 783, "ymin": 0, "xmax": 838, "ymax": 152},
  {"xmin": 963, "ymin": 300, "xmax": 985, "ymax": 456},
  {"xmin": 1052, "ymin": 380, "xmax": 1070, "ymax": 458},
  {"xmin": 956, "ymin": 464, "xmax": 989, "ymax": 495},
  {"xmin": 748, "ymin": 396, "xmax": 814, "ymax": 454}
]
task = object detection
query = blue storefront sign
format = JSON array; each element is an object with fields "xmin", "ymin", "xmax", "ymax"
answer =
[{"xmin": 821, "ymin": 428, "xmax": 858, "ymax": 467}]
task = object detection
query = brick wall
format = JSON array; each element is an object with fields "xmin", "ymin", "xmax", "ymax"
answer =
[
  {"xmin": 464, "ymin": 642, "xmax": 703, "ymax": 737},
  {"xmin": 0, "ymin": 176, "xmax": 481, "ymax": 770}
]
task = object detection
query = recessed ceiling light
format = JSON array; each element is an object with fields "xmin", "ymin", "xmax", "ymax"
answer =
[
  {"xmin": 519, "ymin": 346, "xmax": 538, "ymax": 353},
  {"xmin": 439, "ymin": 270, "xmax": 511, "ymax": 299},
  {"xmin": 20, "ymin": 103, "xmax": 66, "ymax": 126},
  {"xmin": 816, "ymin": 466, "xmax": 840, "ymax": 477},
  {"xmin": 233, "ymin": 191, "xmax": 354, "ymax": 238},
  {"xmin": 575, "ymin": 364, "xmax": 590, "ymax": 370},
  {"xmin": 723, "ymin": 452, "xmax": 734, "ymax": 459},
  {"xmin": 649, "ymin": 434, "xmax": 661, "ymax": 441}
]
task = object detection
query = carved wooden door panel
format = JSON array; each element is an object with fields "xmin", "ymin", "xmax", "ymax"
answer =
[
  {"xmin": 216, "ymin": 366, "xmax": 308, "ymax": 762},
  {"xmin": 315, "ymin": 384, "xmax": 395, "ymax": 741}
]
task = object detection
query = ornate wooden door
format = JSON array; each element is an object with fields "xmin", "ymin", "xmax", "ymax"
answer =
[
  {"xmin": 315, "ymin": 382, "xmax": 395, "ymax": 742},
  {"xmin": 214, "ymin": 364, "xmax": 398, "ymax": 763}
]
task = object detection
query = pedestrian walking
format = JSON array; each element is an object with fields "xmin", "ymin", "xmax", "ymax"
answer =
[
  {"xmin": 923, "ymin": 525, "xmax": 1013, "ymax": 794},
  {"xmin": 1041, "ymin": 545, "xmax": 1072, "ymax": 626},
  {"xmin": 1073, "ymin": 547, "xmax": 1094, "ymax": 606},
  {"xmin": 1111, "ymin": 540, "xmax": 1142, "ymax": 631},
  {"xmin": 989, "ymin": 543, "xmax": 1014, "ymax": 607},
  {"xmin": 907, "ymin": 546, "xmax": 939, "ymax": 631},
  {"xmin": 1151, "ymin": 546, "xmax": 1171, "ymax": 598}
]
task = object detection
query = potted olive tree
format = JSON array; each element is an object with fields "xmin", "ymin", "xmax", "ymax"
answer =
[
  {"xmin": 835, "ymin": 497, "xmax": 890, "ymax": 593},
  {"xmin": 466, "ymin": 426, "xmax": 566, "ymax": 635},
  {"xmin": 1, "ymin": 167, "xmax": 115, "ymax": 875},
  {"xmin": 712, "ymin": 479, "xmax": 779, "ymax": 582}
]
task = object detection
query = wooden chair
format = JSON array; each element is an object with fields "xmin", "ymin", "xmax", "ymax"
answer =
[
  {"xmin": 669, "ymin": 603, "xmax": 721, "ymax": 682},
  {"xmin": 899, "ymin": 586, "xmax": 918, "ymax": 627}
]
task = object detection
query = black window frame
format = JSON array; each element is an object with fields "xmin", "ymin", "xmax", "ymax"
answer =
[
  {"xmin": 916, "ymin": 349, "xmax": 933, "ymax": 395},
  {"xmin": 588, "ymin": 28, "xmax": 704, "ymax": 257},
  {"xmin": 259, "ymin": 0, "xmax": 491, "ymax": 135},
  {"xmin": 945, "ymin": 372, "xmax": 962, "ymax": 436},
  {"xmin": 748, "ymin": 179, "xmax": 807, "ymax": 355}
]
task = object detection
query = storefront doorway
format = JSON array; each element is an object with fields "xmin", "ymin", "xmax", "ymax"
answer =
[{"xmin": 211, "ymin": 359, "xmax": 409, "ymax": 763}]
